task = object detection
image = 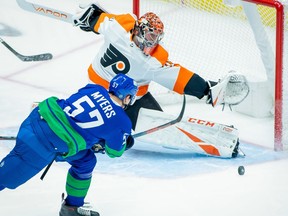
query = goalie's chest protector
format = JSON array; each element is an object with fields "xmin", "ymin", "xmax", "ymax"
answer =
[{"xmin": 90, "ymin": 14, "xmax": 181, "ymax": 96}]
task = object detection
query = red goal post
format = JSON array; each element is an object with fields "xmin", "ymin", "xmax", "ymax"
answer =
[{"xmin": 132, "ymin": 0, "xmax": 288, "ymax": 151}]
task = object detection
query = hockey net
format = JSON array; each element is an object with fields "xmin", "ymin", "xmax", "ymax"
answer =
[{"xmin": 133, "ymin": 0, "xmax": 288, "ymax": 151}]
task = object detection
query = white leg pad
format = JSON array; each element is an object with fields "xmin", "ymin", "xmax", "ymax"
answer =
[{"xmin": 134, "ymin": 108, "xmax": 239, "ymax": 158}]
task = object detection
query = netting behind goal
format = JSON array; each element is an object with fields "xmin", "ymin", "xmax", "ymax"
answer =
[{"xmin": 133, "ymin": 0, "xmax": 288, "ymax": 150}]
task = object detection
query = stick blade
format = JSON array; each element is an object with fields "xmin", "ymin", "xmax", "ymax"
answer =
[{"xmin": 20, "ymin": 53, "xmax": 53, "ymax": 61}]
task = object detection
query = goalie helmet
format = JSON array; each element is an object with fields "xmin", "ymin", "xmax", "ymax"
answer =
[
  {"xmin": 133, "ymin": 12, "xmax": 164, "ymax": 55},
  {"xmin": 109, "ymin": 73, "xmax": 138, "ymax": 106}
]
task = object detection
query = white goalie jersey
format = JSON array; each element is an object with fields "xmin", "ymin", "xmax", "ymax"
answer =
[{"xmin": 87, "ymin": 13, "xmax": 202, "ymax": 99}]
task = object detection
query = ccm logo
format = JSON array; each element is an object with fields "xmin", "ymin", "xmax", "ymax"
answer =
[
  {"xmin": 188, "ymin": 118, "xmax": 215, "ymax": 127},
  {"xmin": 223, "ymin": 127, "xmax": 233, "ymax": 132},
  {"xmin": 34, "ymin": 6, "xmax": 68, "ymax": 19}
]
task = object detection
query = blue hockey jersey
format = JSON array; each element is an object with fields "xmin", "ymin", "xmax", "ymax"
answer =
[{"xmin": 38, "ymin": 84, "xmax": 132, "ymax": 158}]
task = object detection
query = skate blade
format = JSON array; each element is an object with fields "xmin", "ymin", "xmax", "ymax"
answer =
[{"xmin": 237, "ymin": 147, "xmax": 246, "ymax": 157}]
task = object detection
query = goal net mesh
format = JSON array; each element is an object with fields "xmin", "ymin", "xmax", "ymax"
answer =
[{"xmin": 136, "ymin": 0, "xmax": 288, "ymax": 150}]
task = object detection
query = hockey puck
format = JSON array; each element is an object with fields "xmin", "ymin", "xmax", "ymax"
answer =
[{"xmin": 238, "ymin": 166, "xmax": 245, "ymax": 175}]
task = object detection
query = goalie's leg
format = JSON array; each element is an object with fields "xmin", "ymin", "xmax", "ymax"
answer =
[
  {"xmin": 233, "ymin": 140, "xmax": 246, "ymax": 158},
  {"xmin": 125, "ymin": 92, "xmax": 163, "ymax": 130},
  {"xmin": 135, "ymin": 109, "xmax": 242, "ymax": 158}
]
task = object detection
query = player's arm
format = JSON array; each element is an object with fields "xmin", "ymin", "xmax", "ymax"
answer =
[
  {"xmin": 179, "ymin": 66, "xmax": 210, "ymax": 99},
  {"xmin": 158, "ymin": 63, "xmax": 249, "ymax": 107},
  {"xmin": 150, "ymin": 46, "xmax": 210, "ymax": 99},
  {"xmin": 92, "ymin": 134, "xmax": 134, "ymax": 156},
  {"xmin": 154, "ymin": 63, "xmax": 210, "ymax": 99},
  {"xmin": 174, "ymin": 66, "xmax": 249, "ymax": 106},
  {"xmin": 104, "ymin": 132, "xmax": 134, "ymax": 158}
]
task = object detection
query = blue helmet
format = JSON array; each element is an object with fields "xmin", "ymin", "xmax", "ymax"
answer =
[{"xmin": 109, "ymin": 73, "xmax": 138, "ymax": 105}]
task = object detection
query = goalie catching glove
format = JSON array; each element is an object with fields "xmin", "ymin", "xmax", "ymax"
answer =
[
  {"xmin": 207, "ymin": 70, "xmax": 249, "ymax": 107},
  {"xmin": 73, "ymin": 3, "xmax": 105, "ymax": 32}
]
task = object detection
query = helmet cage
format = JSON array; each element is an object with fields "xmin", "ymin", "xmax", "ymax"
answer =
[{"xmin": 134, "ymin": 13, "xmax": 164, "ymax": 55}]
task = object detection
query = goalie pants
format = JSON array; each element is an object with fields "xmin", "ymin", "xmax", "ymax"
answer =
[
  {"xmin": 0, "ymin": 109, "xmax": 96, "ymax": 206},
  {"xmin": 125, "ymin": 92, "xmax": 163, "ymax": 130}
]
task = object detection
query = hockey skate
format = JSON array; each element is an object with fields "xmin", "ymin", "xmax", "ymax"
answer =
[
  {"xmin": 59, "ymin": 202, "xmax": 100, "ymax": 216},
  {"xmin": 232, "ymin": 139, "xmax": 246, "ymax": 158}
]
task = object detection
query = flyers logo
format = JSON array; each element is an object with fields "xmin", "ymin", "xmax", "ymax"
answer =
[{"xmin": 101, "ymin": 44, "xmax": 130, "ymax": 74}]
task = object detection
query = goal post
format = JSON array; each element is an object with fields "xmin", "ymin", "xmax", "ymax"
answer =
[{"xmin": 132, "ymin": 0, "xmax": 288, "ymax": 151}]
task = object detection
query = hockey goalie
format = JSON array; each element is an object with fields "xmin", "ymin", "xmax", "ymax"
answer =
[
  {"xmin": 134, "ymin": 71, "xmax": 249, "ymax": 158},
  {"xmin": 71, "ymin": 4, "xmax": 250, "ymax": 158}
]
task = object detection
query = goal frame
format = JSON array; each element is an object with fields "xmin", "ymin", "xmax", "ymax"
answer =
[{"xmin": 132, "ymin": 0, "xmax": 286, "ymax": 151}]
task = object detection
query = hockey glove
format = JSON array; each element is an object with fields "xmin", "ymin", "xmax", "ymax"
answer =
[
  {"xmin": 125, "ymin": 135, "xmax": 135, "ymax": 151},
  {"xmin": 92, "ymin": 140, "xmax": 105, "ymax": 154},
  {"xmin": 207, "ymin": 70, "xmax": 249, "ymax": 108},
  {"xmin": 73, "ymin": 4, "xmax": 104, "ymax": 32}
]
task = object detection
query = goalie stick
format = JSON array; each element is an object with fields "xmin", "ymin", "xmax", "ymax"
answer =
[
  {"xmin": 0, "ymin": 95, "xmax": 186, "ymax": 141},
  {"xmin": 133, "ymin": 94, "xmax": 186, "ymax": 138},
  {"xmin": 0, "ymin": 37, "xmax": 53, "ymax": 61},
  {"xmin": 16, "ymin": 0, "xmax": 108, "ymax": 24},
  {"xmin": 16, "ymin": 0, "xmax": 74, "ymax": 23}
]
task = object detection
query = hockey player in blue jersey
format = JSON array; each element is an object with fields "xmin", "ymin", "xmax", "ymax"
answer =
[{"xmin": 0, "ymin": 73, "xmax": 138, "ymax": 216}]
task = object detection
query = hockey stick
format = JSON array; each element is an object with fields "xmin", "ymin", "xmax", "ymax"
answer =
[
  {"xmin": 16, "ymin": 0, "xmax": 74, "ymax": 23},
  {"xmin": 0, "ymin": 37, "xmax": 53, "ymax": 61},
  {"xmin": 133, "ymin": 94, "xmax": 186, "ymax": 138},
  {"xmin": 0, "ymin": 95, "xmax": 186, "ymax": 141},
  {"xmin": 0, "ymin": 135, "xmax": 16, "ymax": 140},
  {"xmin": 16, "ymin": 0, "xmax": 109, "ymax": 24}
]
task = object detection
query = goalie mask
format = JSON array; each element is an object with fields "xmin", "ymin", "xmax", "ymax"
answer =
[{"xmin": 133, "ymin": 12, "xmax": 164, "ymax": 55}]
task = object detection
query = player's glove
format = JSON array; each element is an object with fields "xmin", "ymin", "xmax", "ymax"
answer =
[
  {"xmin": 125, "ymin": 135, "xmax": 134, "ymax": 151},
  {"xmin": 207, "ymin": 70, "xmax": 249, "ymax": 109},
  {"xmin": 73, "ymin": 3, "xmax": 103, "ymax": 32},
  {"xmin": 92, "ymin": 140, "xmax": 105, "ymax": 154}
]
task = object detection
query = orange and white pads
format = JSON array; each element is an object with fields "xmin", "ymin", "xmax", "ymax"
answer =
[{"xmin": 134, "ymin": 108, "xmax": 239, "ymax": 158}]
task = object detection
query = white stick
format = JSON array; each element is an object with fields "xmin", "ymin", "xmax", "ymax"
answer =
[
  {"xmin": 16, "ymin": 0, "xmax": 108, "ymax": 24},
  {"xmin": 16, "ymin": 0, "xmax": 74, "ymax": 23}
]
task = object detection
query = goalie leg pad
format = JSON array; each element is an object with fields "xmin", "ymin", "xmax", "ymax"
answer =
[{"xmin": 135, "ymin": 108, "xmax": 240, "ymax": 158}]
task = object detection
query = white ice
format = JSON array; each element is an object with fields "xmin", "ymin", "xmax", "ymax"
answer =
[{"xmin": 1, "ymin": 0, "xmax": 288, "ymax": 216}]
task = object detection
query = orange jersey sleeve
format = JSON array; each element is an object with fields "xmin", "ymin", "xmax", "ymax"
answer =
[{"xmin": 173, "ymin": 65, "xmax": 195, "ymax": 94}]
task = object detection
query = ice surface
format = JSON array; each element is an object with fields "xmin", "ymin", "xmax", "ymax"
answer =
[{"xmin": 1, "ymin": 1, "xmax": 288, "ymax": 216}]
